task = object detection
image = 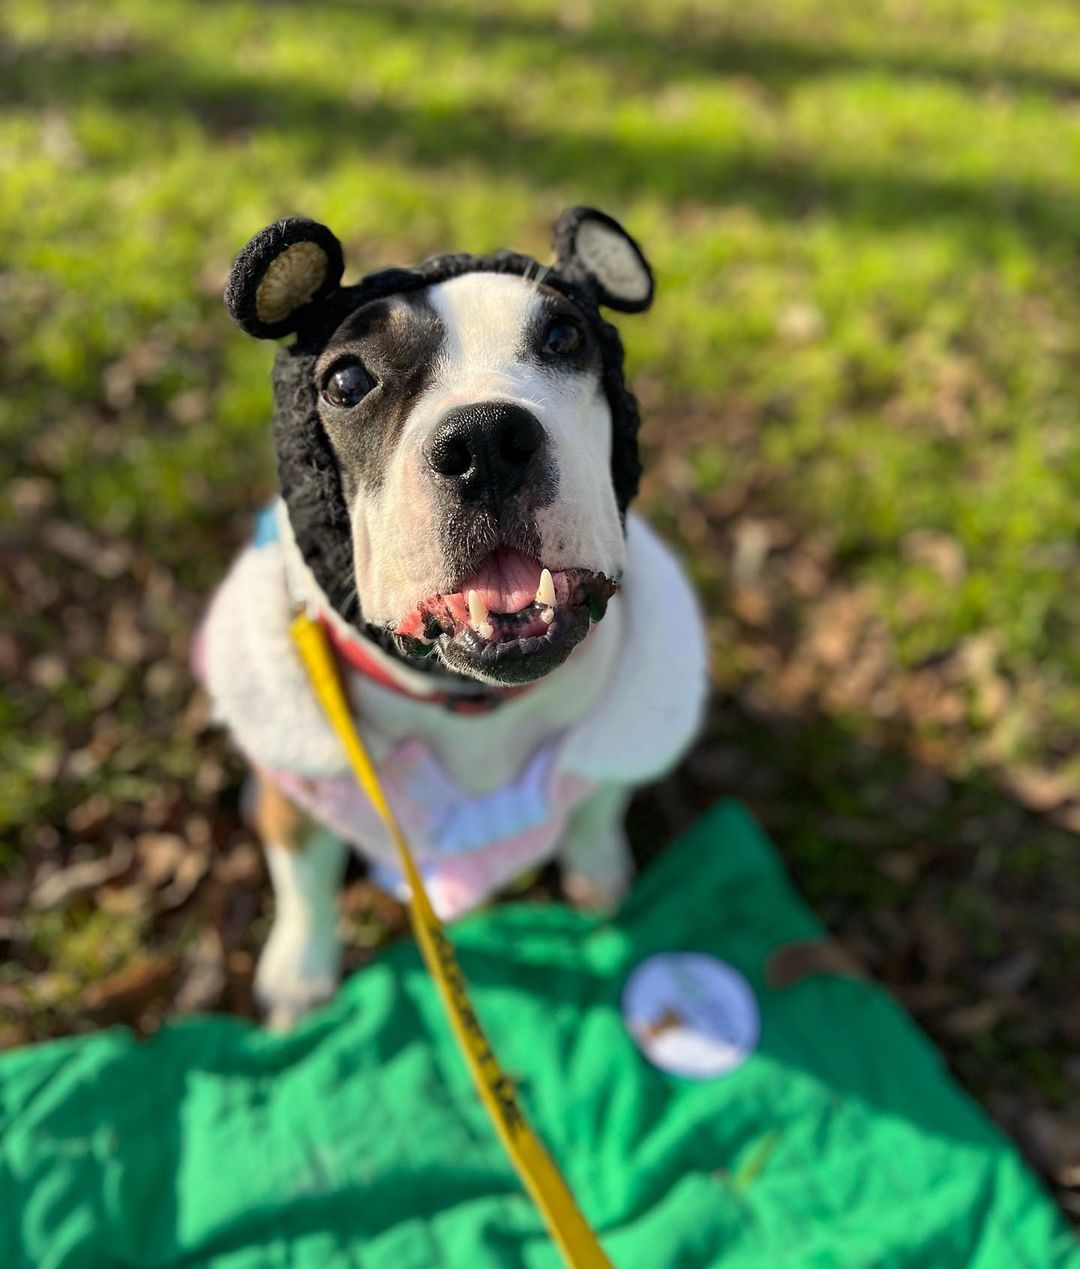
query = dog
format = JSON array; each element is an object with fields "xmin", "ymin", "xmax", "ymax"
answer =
[{"xmin": 195, "ymin": 208, "xmax": 707, "ymax": 1027}]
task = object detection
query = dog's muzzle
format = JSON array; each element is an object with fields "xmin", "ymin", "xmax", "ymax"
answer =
[{"xmin": 395, "ymin": 400, "xmax": 614, "ymax": 684}]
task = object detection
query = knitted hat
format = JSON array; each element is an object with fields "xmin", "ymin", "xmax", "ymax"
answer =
[{"xmin": 223, "ymin": 208, "xmax": 654, "ymax": 654}]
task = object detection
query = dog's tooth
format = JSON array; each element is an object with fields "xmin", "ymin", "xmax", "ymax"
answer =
[
  {"xmin": 467, "ymin": 589, "xmax": 493, "ymax": 639},
  {"xmin": 540, "ymin": 607, "xmax": 554, "ymax": 624},
  {"xmin": 467, "ymin": 589, "xmax": 487, "ymax": 625},
  {"xmin": 536, "ymin": 568, "xmax": 556, "ymax": 608}
]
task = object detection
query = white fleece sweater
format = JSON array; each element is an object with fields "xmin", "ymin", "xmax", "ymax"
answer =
[{"xmin": 195, "ymin": 503, "xmax": 708, "ymax": 916}]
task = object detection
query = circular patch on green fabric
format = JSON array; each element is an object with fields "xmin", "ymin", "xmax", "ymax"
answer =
[{"xmin": 622, "ymin": 952, "xmax": 760, "ymax": 1079}]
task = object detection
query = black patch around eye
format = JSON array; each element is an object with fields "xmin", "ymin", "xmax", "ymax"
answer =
[
  {"xmin": 315, "ymin": 292, "xmax": 444, "ymax": 496},
  {"xmin": 541, "ymin": 318, "xmax": 585, "ymax": 357},
  {"xmin": 323, "ymin": 360, "xmax": 375, "ymax": 408}
]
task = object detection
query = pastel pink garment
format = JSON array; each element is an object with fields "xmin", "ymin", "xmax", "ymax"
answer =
[
  {"xmin": 267, "ymin": 738, "xmax": 594, "ymax": 919},
  {"xmin": 196, "ymin": 612, "xmax": 595, "ymax": 918}
]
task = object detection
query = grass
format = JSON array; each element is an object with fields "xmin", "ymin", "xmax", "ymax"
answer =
[
  {"xmin": 1, "ymin": 0, "xmax": 1079, "ymax": 1222},
  {"xmin": 3, "ymin": 1, "xmax": 1078, "ymax": 704}
]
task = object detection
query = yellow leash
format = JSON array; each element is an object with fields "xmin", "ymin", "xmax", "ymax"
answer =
[{"xmin": 290, "ymin": 610, "xmax": 611, "ymax": 1269}]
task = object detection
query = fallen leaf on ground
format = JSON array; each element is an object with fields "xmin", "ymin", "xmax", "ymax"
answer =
[
  {"xmin": 80, "ymin": 954, "xmax": 182, "ymax": 1022},
  {"xmin": 766, "ymin": 938, "xmax": 865, "ymax": 989},
  {"xmin": 30, "ymin": 839, "xmax": 134, "ymax": 909}
]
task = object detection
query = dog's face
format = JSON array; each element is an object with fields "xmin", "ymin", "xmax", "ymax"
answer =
[
  {"xmin": 314, "ymin": 272, "xmax": 624, "ymax": 683},
  {"xmin": 224, "ymin": 208, "xmax": 653, "ymax": 685}
]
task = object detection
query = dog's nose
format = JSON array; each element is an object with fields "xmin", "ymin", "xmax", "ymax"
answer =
[{"xmin": 424, "ymin": 402, "xmax": 545, "ymax": 503}]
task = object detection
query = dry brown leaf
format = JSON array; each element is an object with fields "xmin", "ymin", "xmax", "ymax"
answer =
[
  {"xmin": 902, "ymin": 530, "xmax": 967, "ymax": 586},
  {"xmin": 174, "ymin": 929, "xmax": 226, "ymax": 1014},
  {"xmin": 159, "ymin": 852, "xmax": 209, "ymax": 910},
  {"xmin": 212, "ymin": 841, "xmax": 263, "ymax": 886},
  {"xmin": 1021, "ymin": 1109, "xmax": 1080, "ymax": 1179},
  {"xmin": 80, "ymin": 954, "xmax": 182, "ymax": 1021},
  {"xmin": 136, "ymin": 832, "xmax": 186, "ymax": 885},
  {"xmin": 940, "ymin": 998, "xmax": 1018, "ymax": 1038},
  {"xmin": 30, "ymin": 838, "xmax": 134, "ymax": 909},
  {"xmin": 981, "ymin": 948, "xmax": 1041, "ymax": 995},
  {"xmin": 65, "ymin": 793, "xmax": 113, "ymax": 836},
  {"xmin": 1003, "ymin": 766, "xmax": 1080, "ymax": 815},
  {"xmin": 766, "ymin": 938, "xmax": 865, "ymax": 989},
  {"xmin": 41, "ymin": 520, "xmax": 131, "ymax": 579},
  {"xmin": 731, "ymin": 586, "xmax": 771, "ymax": 627}
]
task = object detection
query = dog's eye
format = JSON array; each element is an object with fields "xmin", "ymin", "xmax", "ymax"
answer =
[
  {"xmin": 323, "ymin": 360, "xmax": 374, "ymax": 408},
  {"xmin": 542, "ymin": 319, "xmax": 584, "ymax": 357}
]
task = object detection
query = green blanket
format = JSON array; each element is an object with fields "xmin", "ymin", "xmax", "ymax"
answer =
[{"xmin": 2, "ymin": 802, "xmax": 1076, "ymax": 1267}]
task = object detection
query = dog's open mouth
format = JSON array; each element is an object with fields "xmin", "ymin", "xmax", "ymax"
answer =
[{"xmin": 392, "ymin": 546, "xmax": 618, "ymax": 683}]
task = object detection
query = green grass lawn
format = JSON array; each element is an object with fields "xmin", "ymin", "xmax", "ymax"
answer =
[{"xmin": 2, "ymin": 0, "xmax": 1079, "ymax": 1220}]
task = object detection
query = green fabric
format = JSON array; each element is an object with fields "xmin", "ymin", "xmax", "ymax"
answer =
[{"xmin": 1, "ymin": 801, "xmax": 1076, "ymax": 1268}]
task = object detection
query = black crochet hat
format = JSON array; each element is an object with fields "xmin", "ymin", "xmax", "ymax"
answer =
[{"xmin": 224, "ymin": 207, "xmax": 655, "ymax": 646}]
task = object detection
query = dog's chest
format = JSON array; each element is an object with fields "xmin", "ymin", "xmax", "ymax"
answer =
[{"xmin": 347, "ymin": 599, "xmax": 624, "ymax": 796}]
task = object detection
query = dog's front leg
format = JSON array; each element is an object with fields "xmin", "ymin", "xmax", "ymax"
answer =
[
  {"xmin": 249, "ymin": 777, "xmax": 348, "ymax": 1030},
  {"xmin": 558, "ymin": 784, "xmax": 634, "ymax": 912}
]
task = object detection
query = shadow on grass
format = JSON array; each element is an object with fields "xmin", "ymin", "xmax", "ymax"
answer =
[
  {"xmin": 308, "ymin": 0, "xmax": 1080, "ymax": 103},
  {"xmin": 5, "ymin": 38, "xmax": 1080, "ymax": 256}
]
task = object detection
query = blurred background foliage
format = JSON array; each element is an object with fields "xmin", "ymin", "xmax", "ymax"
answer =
[{"xmin": 1, "ymin": 0, "xmax": 1078, "ymax": 1220}]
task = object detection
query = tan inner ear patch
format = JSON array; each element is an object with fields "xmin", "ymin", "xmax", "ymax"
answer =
[
  {"xmin": 255, "ymin": 240, "xmax": 329, "ymax": 323},
  {"xmin": 574, "ymin": 219, "xmax": 650, "ymax": 303}
]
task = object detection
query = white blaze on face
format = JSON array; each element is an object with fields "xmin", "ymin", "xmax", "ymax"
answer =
[{"xmin": 351, "ymin": 272, "xmax": 626, "ymax": 626}]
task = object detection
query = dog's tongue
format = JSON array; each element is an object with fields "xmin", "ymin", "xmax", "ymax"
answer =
[{"xmin": 460, "ymin": 547, "xmax": 540, "ymax": 614}]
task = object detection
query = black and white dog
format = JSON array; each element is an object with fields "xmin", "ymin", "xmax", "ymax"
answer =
[{"xmin": 197, "ymin": 208, "xmax": 707, "ymax": 1026}]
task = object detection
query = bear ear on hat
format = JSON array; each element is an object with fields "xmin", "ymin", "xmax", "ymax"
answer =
[
  {"xmin": 224, "ymin": 217, "xmax": 345, "ymax": 339},
  {"xmin": 552, "ymin": 206, "xmax": 654, "ymax": 313}
]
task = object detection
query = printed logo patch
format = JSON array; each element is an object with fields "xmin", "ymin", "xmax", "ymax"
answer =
[{"xmin": 622, "ymin": 952, "xmax": 760, "ymax": 1080}]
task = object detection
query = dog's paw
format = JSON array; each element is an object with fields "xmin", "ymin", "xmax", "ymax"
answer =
[
  {"xmin": 561, "ymin": 864, "xmax": 633, "ymax": 915},
  {"xmin": 254, "ymin": 918, "xmax": 340, "ymax": 1031},
  {"xmin": 261, "ymin": 999, "xmax": 326, "ymax": 1034}
]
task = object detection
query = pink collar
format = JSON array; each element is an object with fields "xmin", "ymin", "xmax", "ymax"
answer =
[{"xmin": 320, "ymin": 615, "xmax": 533, "ymax": 716}]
